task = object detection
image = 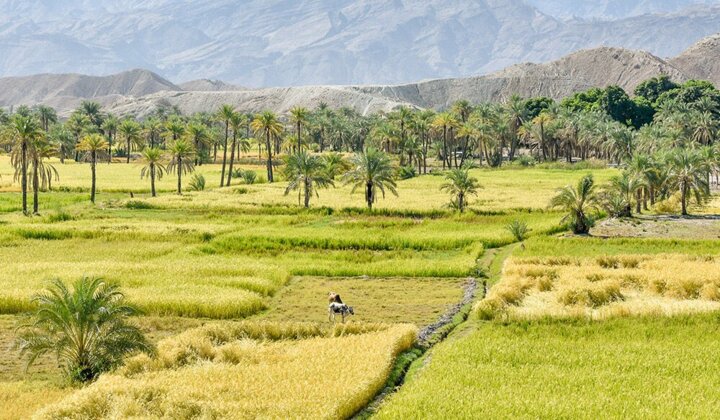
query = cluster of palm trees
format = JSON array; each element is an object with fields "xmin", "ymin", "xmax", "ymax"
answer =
[{"xmin": 1, "ymin": 75, "xmax": 719, "ymax": 215}]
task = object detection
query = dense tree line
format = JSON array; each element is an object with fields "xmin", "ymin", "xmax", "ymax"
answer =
[{"xmin": 1, "ymin": 75, "xmax": 718, "ymax": 215}]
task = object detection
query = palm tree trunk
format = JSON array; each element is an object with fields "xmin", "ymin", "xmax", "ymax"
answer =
[
  {"xmin": 108, "ymin": 134, "xmax": 113, "ymax": 164},
  {"xmin": 90, "ymin": 151, "xmax": 97, "ymax": 203},
  {"xmin": 32, "ymin": 157, "xmax": 39, "ymax": 214},
  {"xmin": 366, "ymin": 181, "xmax": 373, "ymax": 210},
  {"xmin": 635, "ymin": 190, "xmax": 642, "ymax": 214},
  {"xmin": 21, "ymin": 141, "xmax": 28, "ymax": 215},
  {"xmin": 304, "ymin": 178, "xmax": 311, "ymax": 208},
  {"xmin": 265, "ymin": 130, "xmax": 274, "ymax": 183},
  {"xmin": 227, "ymin": 131, "xmax": 237, "ymax": 186},
  {"xmin": 297, "ymin": 121, "xmax": 302, "ymax": 151},
  {"xmin": 458, "ymin": 192, "xmax": 464, "ymax": 213},
  {"xmin": 150, "ymin": 164, "xmax": 156, "ymax": 197},
  {"xmin": 681, "ymin": 183, "xmax": 688, "ymax": 216},
  {"xmin": 442, "ymin": 126, "xmax": 447, "ymax": 170},
  {"xmin": 220, "ymin": 123, "xmax": 229, "ymax": 187},
  {"xmin": 126, "ymin": 139, "xmax": 131, "ymax": 164},
  {"xmin": 177, "ymin": 157, "xmax": 183, "ymax": 195}
]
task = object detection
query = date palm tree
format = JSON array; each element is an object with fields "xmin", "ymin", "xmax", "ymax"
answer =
[
  {"xmin": 667, "ymin": 148, "xmax": 710, "ymax": 216},
  {"xmin": 66, "ymin": 112, "xmax": 91, "ymax": 161},
  {"xmin": 226, "ymin": 112, "xmax": 246, "ymax": 186},
  {"xmin": 432, "ymin": 112, "xmax": 459, "ymax": 169},
  {"xmin": 118, "ymin": 119, "xmax": 142, "ymax": 163},
  {"xmin": 440, "ymin": 167, "xmax": 480, "ymax": 213},
  {"xmin": 343, "ymin": 148, "xmax": 397, "ymax": 210},
  {"xmin": 34, "ymin": 105, "xmax": 57, "ymax": 132},
  {"xmin": 77, "ymin": 134, "xmax": 109, "ymax": 203},
  {"xmin": 140, "ymin": 148, "xmax": 166, "ymax": 197},
  {"xmin": 290, "ymin": 106, "xmax": 310, "ymax": 152},
  {"xmin": 8, "ymin": 114, "xmax": 43, "ymax": 215},
  {"xmin": 283, "ymin": 151, "xmax": 334, "ymax": 207},
  {"xmin": 185, "ymin": 121, "xmax": 210, "ymax": 166},
  {"xmin": 101, "ymin": 115, "xmax": 119, "ymax": 163},
  {"xmin": 167, "ymin": 139, "xmax": 196, "ymax": 195},
  {"xmin": 16, "ymin": 277, "xmax": 154, "ymax": 383},
  {"xmin": 550, "ymin": 174, "xmax": 598, "ymax": 234},
  {"xmin": 217, "ymin": 104, "xmax": 236, "ymax": 187},
  {"xmin": 251, "ymin": 111, "xmax": 283, "ymax": 183}
]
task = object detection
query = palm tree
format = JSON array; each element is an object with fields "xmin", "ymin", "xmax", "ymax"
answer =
[
  {"xmin": 217, "ymin": 104, "xmax": 236, "ymax": 187},
  {"xmin": 251, "ymin": 111, "xmax": 283, "ymax": 183},
  {"xmin": 77, "ymin": 134, "xmax": 109, "ymax": 203},
  {"xmin": 667, "ymin": 148, "xmax": 710, "ymax": 216},
  {"xmin": 290, "ymin": 106, "xmax": 310, "ymax": 152},
  {"xmin": 283, "ymin": 151, "xmax": 334, "ymax": 207},
  {"xmin": 33, "ymin": 141, "xmax": 60, "ymax": 192},
  {"xmin": 440, "ymin": 167, "xmax": 480, "ymax": 213},
  {"xmin": 118, "ymin": 119, "xmax": 142, "ymax": 163},
  {"xmin": 343, "ymin": 148, "xmax": 397, "ymax": 210},
  {"xmin": 321, "ymin": 152, "xmax": 348, "ymax": 180},
  {"xmin": 66, "ymin": 112, "xmax": 91, "ymax": 162},
  {"xmin": 101, "ymin": 115, "xmax": 119, "ymax": 163},
  {"xmin": 140, "ymin": 148, "xmax": 167, "ymax": 197},
  {"xmin": 34, "ymin": 105, "xmax": 57, "ymax": 132},
  {"xmin": 185, "ymin": 122, "xmax": 210, "ymax": 165},
  {"xmin": 79, "ymin": 100, "xmax": 104, "ymax": 129},
  {"xmin": 432, "ymin": 112, "xmax": 459, "ymax": 169},
  {"xmin": 8, "ymin": 114, "xmax": 43, "ymax": 215},
  {"xmin": 167, "ymin": 139, "xmax": 196, "ymax": 195},
  {"xmin": 16, "ymin": 277, "xmax": 154, "ymax": 383},
  {"xmin": 550, "ymin": 174, "xmax": 598, "ymax": 234},
  {"xmin": 226, "ymin": 112, "xmax": 246, "ymax": 186}
]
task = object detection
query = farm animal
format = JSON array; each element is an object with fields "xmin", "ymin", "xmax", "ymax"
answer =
[{"xmin": 328, "ymin": 302, "xmax": 354, "ymax": 323}]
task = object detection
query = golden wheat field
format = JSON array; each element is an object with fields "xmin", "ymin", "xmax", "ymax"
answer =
[
  {"xmin": 477, "ymin": 253, "xmax": 720, "ymax": 320},
  {"xmin": 35, "ymin": 323, "xmax": 417, "ymax": 419}
]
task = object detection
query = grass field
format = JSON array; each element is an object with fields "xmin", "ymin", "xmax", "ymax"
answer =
[
  {"xmin": 6, "ymin": 153, "xmax": 720, "ymax": 418},
  {"xmin": 377, "ymin": 315, "xmax": 720, "ymax": 419},
  {"xmin": 259, "ymin": 277, "xmax": 467, "ymax": 325}
]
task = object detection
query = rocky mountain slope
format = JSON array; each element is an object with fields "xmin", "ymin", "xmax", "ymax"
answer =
[
  {"xmin": 0, "ymin": 0, "xmax": 719, "ymax": 87},
  {"xmin": 0, "ymin": 33, "xmax": 718, "ymax": 118},
  {"xmin": 525, "ymin": 0, "xmax": 719, "ymax": 19},
  {"xmin": 669, "ymin": 34, "xmax": 720, "ymax": 86}
]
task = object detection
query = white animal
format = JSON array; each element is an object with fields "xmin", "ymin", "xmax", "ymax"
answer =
[{"xmin": 328, "ymin": 302, "xmax": 354, "ymax": 323}]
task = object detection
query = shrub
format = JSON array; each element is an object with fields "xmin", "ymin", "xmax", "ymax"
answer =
[
  {"xmin": 188, "ymin": 173, "xmax": 206, "ymax": 191},
  {"xmin": 505, "ymin": 219, "xmax": 529, "ymax": 242},
  {"xmin": 398, "ymin": 166, "xmax": 417, "ymax": 180},
  {"xmin": 516, "ymin": 155, "xmax": 536, "ymax": 167},
  {"xmin": 124, "ymin": 200, "xmax": 155, "ymax": 210}
]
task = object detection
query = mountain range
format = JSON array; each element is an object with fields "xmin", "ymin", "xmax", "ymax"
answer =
[
  {"xmin": 1, "ymin": 32, "xmax": 719, "ymax": 118},
  {"xmin": 1, "ymin": 0, "xmax": 720, "ymax": 87}
]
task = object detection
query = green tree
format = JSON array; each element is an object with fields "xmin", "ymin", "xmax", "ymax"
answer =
[
  {"xmin": 8, "ymin": 114, "xmax": 43, "ymax": 214},
  {"xmin": 440, "ymin": 167, "xmax": 480, "ymax": 213},
  {"xmin": 431, "ymin": 112, "xmax": 459, "ymax": 169},
  {"xmin": 77, "ymin": 134, "xmax": 109, "ymax": 203},
  {"xmin": 225, "ymin": 112, "xmax": 247, "ymax": 186},
  {"xmin": 343, "ymin": 148, "xmax": 397, "ymax": 210},
  {"xmin": 667, "ymin": 148, "xmax": 710, "ymax": 215},
  {"xmin": 251, "ymin": 111, "xmax": 283, "ymax": 183},
  {"xmin": 550, "ymin": 174, "xmax": 598, "ymax": 234},
  {"xmin": 283, "ymin": 151, "xmax": 334, "ymax": 207},
  {"xmin": 290, "ymin": 106, "xmax": 310, "ymax": 152},
  {"xmin": 217, "ymin": 104, "xmax": 236, "ymax": 187},
  {"xmin": 167, "ymin": 139, "xmax": 196, "ymax": 195},
  {"xmin": 16, "ymin": 277, "xmax": 154, "ymax": 383},
  {"xmin": 118, "ymin": 119, "xmax": 142, "ymax": 164},
  {"xmin": 102, "ymin": 115, "xmax": 119, "ymax": 163},
  {"xmin": 140, "ymin": 148, "xmax": 166, "ymax": 197}
]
